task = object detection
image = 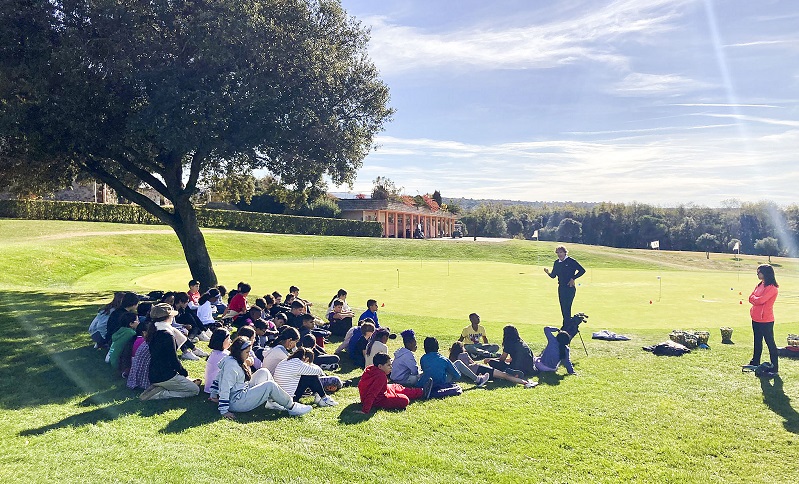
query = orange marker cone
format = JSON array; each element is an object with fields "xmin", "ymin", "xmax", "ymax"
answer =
[
  {"xmin": 649, "ymin": 300, "xmax": 653, "ymax": 304},
  {"xmin": 381, "ymin": 303, "xmax": 385, "ymax": 307}
]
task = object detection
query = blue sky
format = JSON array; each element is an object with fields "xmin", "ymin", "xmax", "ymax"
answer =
[{"xmin": 330, "ymin": 0, "xmax": 799, "ymax": 206}]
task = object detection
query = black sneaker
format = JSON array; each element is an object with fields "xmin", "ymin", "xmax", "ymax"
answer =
[
  {"xmin": 508, "ymin": 369, "xmax": 525, "ymax": 379},
  {"xmin": 423, "ymin": 379, "xmax": 434, "ymax": 399}
]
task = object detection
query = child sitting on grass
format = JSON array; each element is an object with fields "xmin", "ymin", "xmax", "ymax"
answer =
[
  {"xmin": 357, "ymin": 353, "xmax": 424, "ymax": 414},
  {"xmin": 365, "ymin": 328, "xmax": 390, "ymax": 368},
  {"xmin": 261, "ymin": 327, "xmax": 300, "ymax": 375},
  {"xmin": 418, "ymin": 337, "xmax": 463, "ymax": 399},
  {"xmin": 107, "ymin": 312, "xmax": 138, "ymax": 371},
  {"xmin": 358, "ymin": 299, "xmax": 380, "ymax": 328},
  {"xmin": 327, "ymin": 298, "xmax": 355, "ymax": 337},
  {"xmin": 458, "ymin": 312, "xmax": 501, "ymax": 359},
  {"xmin": 89, "ymin": 292, "xmax": 124, "ymax": 349},
  {"xmin": 216, "ymin": 337, "xmax": 312, "ymax": 419},
  {"xmin": 139, "ymin": 303, "xmax": 200, "ymax": 401},
  {"xmin": 448, "ymin": 342, "xmax": 537, "ymax": 388},
  {"xmin": 299, "ymin": 313, "xmax": 331, "ymax": 347},
  {"xmin": 234, "ymin": 325, "xmax": 262, "ymax": 370},
  {"xmin": 534, "ymin": 326, "xmax": 576, "ymax": 375},
  {"xmin": 391, "ymin": 329, "xmax": 422, "ymax": 386},
  {"xmin": 274, "ymin": 348, "xmax": 339, "ymax": 407},
  {"xmin": 127, "ymin": 321, "xmax": 153, "ymax": 390},
  {"xmin": 485, "ymin": 325, "xmax": 537, "ymax": 379},
  {"xmin": 350, "ymin": 321, "xmax": 375, "ymax": 369},
  {"xmin": 204, "ymin": 328, "xmax": 231, "ymax": 397}
]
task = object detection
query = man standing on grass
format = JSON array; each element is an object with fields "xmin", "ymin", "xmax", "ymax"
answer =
[{"xmin": 544, "ymin": 245, "xmax": 586, "ymax": 325}]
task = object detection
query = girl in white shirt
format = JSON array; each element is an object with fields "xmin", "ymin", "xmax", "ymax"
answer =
[
  {"xmin": 274, "ymin": 348, "xmax": 338, "ymax": 407},
  {"xmin": 365, "ymin": 328, "xmax": 390, "ymax": 368}
]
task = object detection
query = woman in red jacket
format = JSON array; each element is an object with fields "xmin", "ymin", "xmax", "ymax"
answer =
[{"xmin": 748, "ymin": 264, "xmax": 779, "ymax": 376}]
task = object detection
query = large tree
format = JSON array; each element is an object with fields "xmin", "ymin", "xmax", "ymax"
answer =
[{"xmin": 0, "ymin": 0, "xmax": 393, "ymax": 288}]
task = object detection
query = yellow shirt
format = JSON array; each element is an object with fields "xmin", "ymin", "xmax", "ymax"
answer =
[{"xmin": 461, "ymin": 325, "xmax": 487, "ymax": 345}]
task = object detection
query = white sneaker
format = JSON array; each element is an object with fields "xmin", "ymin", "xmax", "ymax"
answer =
[
  {"xmin": 190, "ymin": 337, "xmax": 200, "ymax": 344},
  {"xmin": 198, "ymin": 331, "xmax": 211, "ymax": 342},
  {"xmin": 524, "ymin": 381, "xmax": 539, "ymax": 389},
  {"xmin": 315, "ymin": 395, "xmax": 338, "ymax": 407},
  {"xmin": 263, "ymin": 401, "xmax": 285, "ymax": 411},
  {"xmin": 181, "ymin": 350, "xmax": 200, "ymax": 361},
  {"xmin": 476, "ymin": 373, "xmax": 490, "ymax": 387},
  {"xmin": 193, "ymin": 348, "xmax": 210, "ymax": 358},
  {"xmin": 287, "ymin": 402, "xmax": 313, "ymax": 416}
]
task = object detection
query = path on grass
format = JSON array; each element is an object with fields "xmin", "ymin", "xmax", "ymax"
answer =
[
  {"xmin": 36, "ymin": 229, "xmax": 177, "ymax": 240},
  {"xmin": 36, "ymin": 229, "xmax": 513, "ymax": 243}
]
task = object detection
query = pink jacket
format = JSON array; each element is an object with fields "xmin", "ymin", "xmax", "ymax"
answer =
[{"xmin": 749, "ymin": 283, "xmax": 778, "ymax": 323}]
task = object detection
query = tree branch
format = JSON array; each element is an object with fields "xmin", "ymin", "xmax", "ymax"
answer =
[
  {"xmin": 185, "ymin": 149, "xmax": 207, "ymax": 194},
  {"xmin": 80, "ymin": 157, "xmax": 175, "ymax": 226},
  {"xmin": 113, "ymin": 156, "xmax": 171, "ymax": 198}
]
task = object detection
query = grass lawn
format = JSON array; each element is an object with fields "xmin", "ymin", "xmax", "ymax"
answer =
[{"xmin": 2, "ymin": 219, "xmax": 799, "ymax": 483}]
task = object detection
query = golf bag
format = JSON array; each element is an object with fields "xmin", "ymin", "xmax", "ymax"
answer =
[
  {"xmin": 742, "ymin": 362, "xmax": 775, "ymax": 377},
  {"xmin": 560, "ymin": 312, "xmax": 588, "ymax": 340}
]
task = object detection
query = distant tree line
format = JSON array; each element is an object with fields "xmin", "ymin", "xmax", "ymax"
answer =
[{"xmin": 458, "ymin": 201, "xmax": 799, "ymax": 258}]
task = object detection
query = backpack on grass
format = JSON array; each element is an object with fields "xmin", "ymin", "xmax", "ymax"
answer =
[
  {"xmin": 742, "ymin": 362, "xmax": 774, "ymax": 377},
  {"xmin": 642, "ymin": 340, "xmax": 691, "ymax": 356}
]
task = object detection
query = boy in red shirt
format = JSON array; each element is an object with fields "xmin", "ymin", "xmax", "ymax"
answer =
[
  {"xmin": 187, "ymin": 279, "xmax": 201, "ymax": 308},
  {"xmin": 224, "ymin": 283, "xmax": 251, "ymax": 327},
  {"xmin": 357, "ymin": 353, "xmax": 423, "ymax": 413}
]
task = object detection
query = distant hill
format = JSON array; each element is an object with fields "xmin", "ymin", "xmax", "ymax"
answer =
[
  {"xmin": 443, "ymin": 197, "xmax": 599, "ymax": 211},
  {"xmin": 331, "ymin": 192, "xmax": 599, "ymax": 210}
]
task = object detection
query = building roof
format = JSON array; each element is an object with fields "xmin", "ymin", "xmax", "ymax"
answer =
[{"xmin": 336, "ymin": 198, "xmax": 456, "ymax": 218}]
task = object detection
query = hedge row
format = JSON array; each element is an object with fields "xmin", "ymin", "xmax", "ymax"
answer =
[{"xmin": 0, "ymin": 200, "xmax": 382, "ymax": 237}]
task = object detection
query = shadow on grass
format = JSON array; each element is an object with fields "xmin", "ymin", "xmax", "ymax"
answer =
[
  {"xmin": 536, "ymin": 371, "xmax": 566, "ymax": 386},
  {"xmin": 0, "ymin": 290, "xmax": 134, "ymax": 409},
  {"xmin": 19, "ymin": 397, "xmax": 194, "ymax": 437},
  {"xmin": 337, "ymin": 402, "xmax": 374, "ymax": 424},
  {"xmin": 760, "ymin": 375, "xmax": 799, "ymax": 434}
]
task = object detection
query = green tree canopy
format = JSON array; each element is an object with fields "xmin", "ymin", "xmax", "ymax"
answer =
[
  {"xmin": 557, "ymin": 217, "xmax": 582, "ymax": 243},
  {"xmin": 754, "ymin": 237, "xmax": 780, "ymax": 263},
  {"xmin": 696, "ymin": 233, "xmax": 718, "ymax": 259},
  {"xmin": 0, "ymin": 0, "xmax": 393, "ymax": 287}
]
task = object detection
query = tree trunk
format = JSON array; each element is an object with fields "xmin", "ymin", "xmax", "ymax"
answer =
[{"xmin": 172, "ymin": 200, "xmax": 218, "ymax": 291}]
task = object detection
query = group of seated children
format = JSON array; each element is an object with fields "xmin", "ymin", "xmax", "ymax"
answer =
[
  {"xmin": 353, "ymin": 316, "xmax": 578, "ymax": 414},
  {"xmin": 89, "ymin": 281, "xmax": 356, "ymax": 418},
  {"xmin": 90, "ymin": 281, "xmax": 578, "ymax": 418}
]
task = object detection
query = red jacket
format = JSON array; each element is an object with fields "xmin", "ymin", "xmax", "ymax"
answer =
[
  {"xmin": 749, "ymin": 283, "xmax": 778, "ymax": 323},
  {"xmin": 358, "ymin": 365, "xmax": 388, "ymax": 413}
]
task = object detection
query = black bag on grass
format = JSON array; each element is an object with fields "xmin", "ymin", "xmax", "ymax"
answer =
[{"xmin": 643, "ymin": 340, "xmax": 691, "ymax": 356}]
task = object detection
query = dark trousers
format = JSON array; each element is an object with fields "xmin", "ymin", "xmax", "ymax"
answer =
[
  {"xmin": 487, "ymin": 359, "xmax": 525, "ymax": 378},
  {"xmin": 751, "ymin": 321, "xmax": 778, "ymax": 371},
  {"xmin": 558, "ymin": 285, "xmax": 576, "ymax": 325},
  {"xmin": 293, "ymin": 375, "xmax": 327, "ymax": 402},
  {"xmin": 329, "ymin": 317, "xmax": 353, "ymax": 337},
  {"xmin": 314, "ymin": 354, "xmax": 340, "ymax": 366}
]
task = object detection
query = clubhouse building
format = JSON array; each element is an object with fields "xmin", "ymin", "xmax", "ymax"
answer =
[{"xmin": 337, "ymin": 199, "xmax": 458, "ymax": 238}]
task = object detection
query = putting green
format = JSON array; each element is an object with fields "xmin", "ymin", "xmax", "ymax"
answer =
[{"xmin": 132, "ymin": 259, "xmax": 799, "ymax": 331}]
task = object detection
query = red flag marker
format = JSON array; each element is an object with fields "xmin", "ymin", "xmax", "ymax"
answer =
[
  {"xmin": 381, "ymin": 303, "xmax": 385, "ymax": 307},
  {"xmin": 649, "ymin": 300, "xmax": 652, "ymax": 304},
  {"xmin": 740, "ymin": 300, "xmax": 743, "ymax": 304}
]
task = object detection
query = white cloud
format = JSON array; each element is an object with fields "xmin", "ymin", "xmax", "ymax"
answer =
[
  {"xmin": 698, "ymin": 113, "xmax": 799, "ymax": 127},
  {"xmin": 363, "ymin": 0, "xmax": 694, "ymax": 74},
  {"xmin": 613, "ymin": 73, "xmax": 713, "ymax": 96},
  {"xmin": 669, "ymin": 103, "xmax": 780, "ymax": 108},
  {"xmin": 335, "ymin": 129, "xmax": 799, "ymax": 205},
  {"xmin": 725, "ymin": 40, "xmax": 796, "ymax": 48}
]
